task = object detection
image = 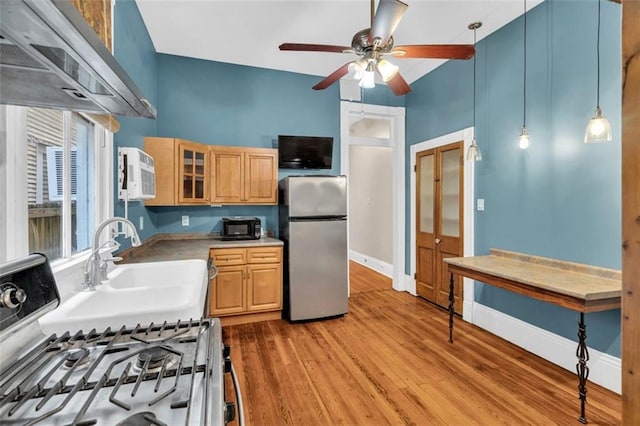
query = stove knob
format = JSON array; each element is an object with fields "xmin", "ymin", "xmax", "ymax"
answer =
[
  {"xmin": 1, "ymin": 287, "xmax": 26, "ymax": 309},
  {"xmin": 223, "ymin": 357, "xmax": 232, "ymax": 374},
  {"xmin": 223, "ymin": 344, "xmax": 231, "ymax": 358}
]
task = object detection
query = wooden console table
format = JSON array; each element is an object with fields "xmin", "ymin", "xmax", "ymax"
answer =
[{"xmin": 444, "ymin": 249, "xmax": 621, "ymax": 424}]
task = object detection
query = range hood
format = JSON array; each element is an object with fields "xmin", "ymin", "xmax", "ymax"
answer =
[{"xmin": 0, "ymin": 0, "xmax": 156, "ymax": 119}]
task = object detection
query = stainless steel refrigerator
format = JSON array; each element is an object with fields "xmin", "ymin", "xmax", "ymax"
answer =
[{"xmin": 279, "ymin": 175, "xmax": 348, "ymax": 321}]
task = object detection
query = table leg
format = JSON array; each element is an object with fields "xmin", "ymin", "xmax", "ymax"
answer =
[
  {"xmin": 448, "ymin": 272, "xmax": 455, "ymax": 343},
  {"xmin": 576, "ymin": 312, "xmax": 590, "ymax": 424}
]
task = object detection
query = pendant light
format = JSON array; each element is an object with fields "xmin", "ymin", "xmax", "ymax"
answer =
[
  {"xmin": 584, "ymin": 0, "xmax": 612, "ymax": 143},
  {"xmin": 467, "ymin": 22, "xmax": 482, "ymax": 162},
  {"xmin": 519, "ymin": 0, "xmax": 530, "ymax": 150}
]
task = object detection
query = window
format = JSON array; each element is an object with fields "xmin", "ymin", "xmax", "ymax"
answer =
[
  {"xmin": 0, "ymin": 105, "xmax": 112, "ymax": 264},
  {"xmin": 45, "ymin": 147, "xmax": 78, "ymax": 202}
]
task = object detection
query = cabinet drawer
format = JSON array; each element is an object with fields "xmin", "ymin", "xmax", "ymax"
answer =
[
  {"xmin": 247, "ymin": 247, "xmax": 282, "ymax": 264},
  {"xmin": 210, "ymin": 248, "xmax": 246, "ymax": 266}
]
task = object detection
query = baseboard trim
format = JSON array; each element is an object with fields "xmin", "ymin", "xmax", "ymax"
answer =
[
  {"xmin": 349, "ymin": 250, "xmax": 393, "ymax": 278},
  {"xmin": 472, "ymin": 303, "xmax": 621, "ymax": 394}
]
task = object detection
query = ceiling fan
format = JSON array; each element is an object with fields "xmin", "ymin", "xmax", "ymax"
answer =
[{"xmin": 279, "ymin": 0, "xmax": 476, "ymax": 96}]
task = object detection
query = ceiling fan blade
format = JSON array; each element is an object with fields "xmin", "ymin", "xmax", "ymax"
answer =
[
  {"xmin": 385, "ymin": 72, "xmax": 411, "ymax": 96},
  {"xmin": 312, "ymin": 63, "xmax": 352, "ymax": 90},
  {"xmin": 391, "ymin": 44, "xmax": 476, "ymax": 60},
  {"xmin": 279, "ymin": 43, "xmax": 352, "ymax": 54},
  {"xmin": 369, "ymin": 0, "xmax": 408, "ymax": 46}
]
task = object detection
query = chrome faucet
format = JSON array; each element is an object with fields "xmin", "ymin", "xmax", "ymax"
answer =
[{"xmin": 82, "ymin": 217, "xmax": 142, "ymax": 291}]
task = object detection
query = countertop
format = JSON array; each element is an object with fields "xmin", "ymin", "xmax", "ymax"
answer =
[
  {"xmin": 444, "ymin": 248, "xmax": 621, "ymax": 310},
  {"xmin": 120, "ymin": 234, "xmax": 283, "ymax": 264}
]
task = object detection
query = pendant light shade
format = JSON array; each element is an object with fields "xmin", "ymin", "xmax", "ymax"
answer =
[
  {"xmin": 519, "ymin": 127, "xmax": 530, "ymax": 149},
  {"xmin": 585, "ymin": 107, "xmax": 612, "ymax": 142},
  {"xmin": 467, "ymin": 139, "xmax": 482, "ymax": 161},
  {"xmin": 466, "ymin": 22, "xmax": 482, "ymax": 162},
  {"xmin": 584, "ymin": 0, "xmax": 612, "ymax": 143}
]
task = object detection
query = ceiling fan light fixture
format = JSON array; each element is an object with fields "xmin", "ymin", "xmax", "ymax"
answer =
[
  {"xmin": 348, "ymin": 62, "xmax": 364, "ymax": 80},
  {"xmin": 359, "ymin": 61, "xmax": 376, "ymax": 88},
  {"xmin": 377, "ymin": 58, "xmax": 399, "ymax": 82},
  {"xmin": 359, "ymin": 69, "xmax": 376, "ymax": 88}
]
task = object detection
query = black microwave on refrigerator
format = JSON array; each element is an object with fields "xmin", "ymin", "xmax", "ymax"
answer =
[{"xmin": 221, "ymin": 217, "xmax": 261, "ymax": 240}]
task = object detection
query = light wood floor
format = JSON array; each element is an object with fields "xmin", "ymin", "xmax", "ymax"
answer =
[
  {"xmin": 349, "ymin": 260, "xmax": 392, "ymax": 294},
  {"xmin": 223, "ymin": 264, "xmax": 621, "ymax": 425}
]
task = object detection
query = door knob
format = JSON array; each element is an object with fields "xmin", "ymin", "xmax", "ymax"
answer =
[{"xmin": 435, "ymin": 238, "xmax": 441, "ymax": 244}]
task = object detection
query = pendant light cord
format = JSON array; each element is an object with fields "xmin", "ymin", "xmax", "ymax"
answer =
[
  {"xmin": 473, "ymin": 28, "xmax": 477, "ymax": 133},
  {"xmin": 596, "ymin": 0, "xmax": 601, "ymax": 108},
  {"xmin": 523, "ymin": 0, "xmax": 527, "ymax": 128}
]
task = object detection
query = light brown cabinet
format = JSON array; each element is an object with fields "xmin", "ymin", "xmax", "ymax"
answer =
[
  {"xmin": 144, "ymin": 137, "xmax": 209, "ymax": 206},
  {"xmin": 209, "ymin": 246, "xmax": 282, "ymax": 322},
  {"xmin": 210, "ymin": 146, "xmax": 278, "ymax": 205}
]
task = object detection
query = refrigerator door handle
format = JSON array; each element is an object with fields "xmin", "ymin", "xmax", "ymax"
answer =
[{"xmin": 289, "ymin": 216, "xmax": 347, "ymax": 222}]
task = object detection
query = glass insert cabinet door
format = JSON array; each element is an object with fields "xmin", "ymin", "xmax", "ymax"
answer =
[{"xmin": 178, "ymin": 141, "xmax": 208, "ymax": 203}]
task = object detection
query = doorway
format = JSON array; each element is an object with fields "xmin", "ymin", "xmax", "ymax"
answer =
[
  {"xmin": 340, "ymin": 101, "xmax": 405, "ymax": 292},
  {"xmin": 415, "ymin": 142, "xmax": 463, "ymax": 313},
  {"xmin": 409, "ymin": 128, "xmax": 476, "ymax": 320}
]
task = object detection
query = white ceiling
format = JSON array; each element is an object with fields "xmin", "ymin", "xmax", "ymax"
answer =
[{"xmin": 136, "ymin": 0, "xmax": 543, "ymax": 86}]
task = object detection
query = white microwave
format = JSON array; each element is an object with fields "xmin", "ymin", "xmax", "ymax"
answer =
[{"xmin": 118, "ymin": 147, "xmax": 156, "ymax": 200}]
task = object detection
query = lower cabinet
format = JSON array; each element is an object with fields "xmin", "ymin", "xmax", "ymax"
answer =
[{"xmin": 209, "ymin": 246, "xmax": 282, "ymax": 322}]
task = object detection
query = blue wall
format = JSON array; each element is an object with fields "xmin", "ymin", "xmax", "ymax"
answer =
[
  {"xmin": 406, "ymin": 0, "xmax": 621, "ymax": 356},
  {"xmin": 113, "ymin": 0, "xmax": 621, "ymax": 356},
  {"xmin": 113, "ymin": 0, "xmax": 158, "ymax": 242},
  {"xmin": 150, "ymin": 54, "xmax": 343, "ymax": 233}
]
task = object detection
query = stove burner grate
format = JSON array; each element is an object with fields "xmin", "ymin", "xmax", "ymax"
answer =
[
  {"xmin": 115, "ymin": 411, "xmax": 167, "ymax": 426},
  {"xmin": 0, "ymin": 319, "xmax": 213, "ymax": 426},
  {"xmin": 63, "ymin": 348, "xmax": 90, "ymax": 369},
  {"xmin": 134, "ymin": 346, "xmax": 177, "ymax": 373}
]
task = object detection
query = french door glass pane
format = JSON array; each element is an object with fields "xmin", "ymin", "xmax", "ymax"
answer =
[
  {"xmin": 440, "ymin": 148, "xmax": 460, "ymax": 237},
  {"xmin": 419, "ymin": 154, "xmax": 434, "ymax": 233}
]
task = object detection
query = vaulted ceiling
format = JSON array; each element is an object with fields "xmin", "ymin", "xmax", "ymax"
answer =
[{"xmin": 136, "ymin": 0, "xmax": 543, "ymax": 85}]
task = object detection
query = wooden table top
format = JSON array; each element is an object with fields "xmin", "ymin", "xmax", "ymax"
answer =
[{"xmin": 444, "ymin": 249, "xmax": 622, "ymax": 313}]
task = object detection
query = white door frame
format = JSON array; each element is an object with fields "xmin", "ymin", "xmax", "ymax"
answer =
[
  {"xmin": 409, "ymin": 127, "xmax": 476, "ymax": 322},
  {"xmin": 340, "ymin": 101, "xmax": 406, "ymax": 292}
]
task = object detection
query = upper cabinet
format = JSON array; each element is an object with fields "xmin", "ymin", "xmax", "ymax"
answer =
[
  {"xmin": 210, "ymin": 146, "xmax": 278, "ymax": 205},
  {"xmin": 178, "ymin": 141, "xmax": 209, "ymax": 204},
  {"xmin": 144, "ymin": 138, "xmax": 277, "ymax": 206},
  {"xmin": 144, "ymin": 137, "xmax": 209, "ymax": 206}
]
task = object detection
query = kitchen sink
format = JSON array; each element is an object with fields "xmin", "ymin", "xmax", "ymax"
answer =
[
  {"xmin": 39, "ymin": 259, "xmax": 208, "ymax": 335},
  {"xmin": 106, "ymin": 259, "xmax": 206, "ymax": 289}
]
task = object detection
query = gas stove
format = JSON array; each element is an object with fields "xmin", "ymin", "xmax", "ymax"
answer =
[{"xmin": 0, "ymin": 254, "xmax": 242, "ymax": 426}]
